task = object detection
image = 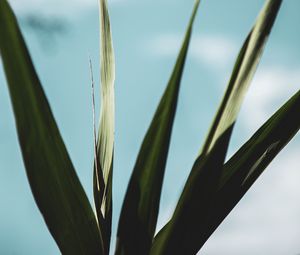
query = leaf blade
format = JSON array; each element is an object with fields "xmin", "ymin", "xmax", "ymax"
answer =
[
  {"xmin": 151, "ymin": 1, "xmax": 282, "ymax": 254},
  {"xmin": 93, "ymin": 0, "xmax": 115, "ymax": 252},
  {"xmin": 205, "ymin": 90, "xmax": 300, "ymax": 244},
  {"xmin": 0, "ymin": 1, "xmax": 104, "ymax": 254},
  {"xmin": 116, "ymin": 1, "xmax": 201, "ymax": 254},
  {"xmin": 152, "ymin": 90, "xmax": 300, "ymax": 251}
]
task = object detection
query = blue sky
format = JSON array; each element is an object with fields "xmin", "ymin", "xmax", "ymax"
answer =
[{"xmin": 1, "ymin": 0, "xmax": 300, "ymax": 254}]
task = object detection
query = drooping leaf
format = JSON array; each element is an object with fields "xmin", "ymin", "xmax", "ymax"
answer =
[
  {"xmin": 93, "ymin": 0, "xmax": 115, "ymax": 252},
  {"xmin": 151, "ymin": 1, "xmax": 282, "ymax": 254},
  {"xmin": 0, "ymin": 1, "xmax": 104, "ymax": 254},
  {"xmin": 115, "ymin": 1, "xmax": 201, "ymax": 254}
]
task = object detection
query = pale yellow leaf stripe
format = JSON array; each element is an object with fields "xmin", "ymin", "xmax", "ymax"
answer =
[
  {"xmin": 98, "ymin": 0, "xmax": 115, "ymax": 215},
  {"xmin": 201, "ymin": 0, "xmax": 281, "ymax": 155}
]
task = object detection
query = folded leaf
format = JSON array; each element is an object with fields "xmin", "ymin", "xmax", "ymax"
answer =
[
  {"xmin": 93, "ymin": 0, "xmax": 115, "ymax": 252},
  {"xmin": 0, "ymin": 1, "xmax": 104, "ymax": 254},
  {"xmin": 151, "ymin": 1, "xmax": 282, "ymax": 254},
  {"xmin": 115, "ymin": 1, "xmax": 200, "ymax": 254}
]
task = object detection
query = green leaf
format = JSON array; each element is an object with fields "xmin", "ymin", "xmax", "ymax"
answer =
[
  {"xmin": 204, "ymin": 89, "xmax": 300, "ymax": 245},
  {"xmin": 201, "ymin": 0, "xmax": 283, "ymax": 156},
  {"xmin": 0, "ymin": 1, "xmax": 104, "ymax": 254},
  {"xmin": 153, "ymin": 89, "xmax": 300, "ymax": 252},
  {"xmin": 93, "ymin": 0, "xmax": 115, "ymax": 252},
  {"xmin": 115, "ymin": 1, "xmax": 200, "ymax": 254},
  {"xmin": 151, "ymin": 1, "xmax": 282, "ymax": 254}
]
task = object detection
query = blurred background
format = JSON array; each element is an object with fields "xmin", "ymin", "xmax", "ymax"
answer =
[{"xmin": 0, "ymin": 0, "xmax": 300, "ymax": 254}]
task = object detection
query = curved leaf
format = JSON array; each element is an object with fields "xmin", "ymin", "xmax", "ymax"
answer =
[
  {"xmin": 205, "ymin": 90, "xmax": 300, "ymax": 245},
  {"xmin": 93, "ymin": 0, "xmax": 115, "ymax": 253},
  {"xmin": 153, "ymin": 89, "xmax": 300, "ymax": 253},
  {"xmin": 151, "ymin": 1, "xmax": 282, "ymax": 254},
  {"xmin": 0, "ymin": 1, "xmax": 104, "ymax": 254}
]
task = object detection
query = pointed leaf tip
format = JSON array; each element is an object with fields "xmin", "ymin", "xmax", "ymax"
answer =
[{"xmin": 116, "ymin": 1, "xmax": 201, "ymax": 254}]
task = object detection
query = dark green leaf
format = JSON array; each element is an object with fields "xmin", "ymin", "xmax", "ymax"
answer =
[
  {"xmin": 204, "ymin": 90, "xmax": 300, "ymax": 246},
  {"xmin": 151, "ymin": 1, "xmax": 282, "ymax": 254},
  {"xmin": 115, "ymin": 1, "xmax": 200, "ymax": 254},
  {"xmin": 0, "ymin": 1, "xmax": 104, "ymax": 254},
  {"xmin": 152, "ymin": 90, "xmax": 300, "ymax": 253}
]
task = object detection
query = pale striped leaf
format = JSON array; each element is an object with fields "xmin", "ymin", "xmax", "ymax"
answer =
[{"xmin": 93, "ymin": 0, "xmax": 115, "ymax": 253}]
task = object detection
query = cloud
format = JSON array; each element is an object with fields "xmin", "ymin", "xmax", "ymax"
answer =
[
  {"xmin": 148, "ymin": 35, "xmax": 300, "ymax": 129},
  {"xmin": 200, "ymin": 147, "xmax": 300, "ymax": 255},
  {"xmin": 149, "ymin": 32, "xmax": 300, "ymax": 253},
  {"xmin": 155, "ymin": 147, "xmax": 300, "ymax": 255},
  {"xmin": 9, "ymin": 0, "xmax": 123, "ymax": 16},
  {"xmin": 241, "ymin": 66, "xmax": 300, "ymax": 131},
  {"xmin": 191, "ymin": 35, "xmax": 237, "ymax": 68},
  {"xmin": 201, "ymin": 66, "xmax": 300, "ymax": 254},
  {"xmin": 148, "ymin": 33, "xmax": 237, "ymax": 69}
]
